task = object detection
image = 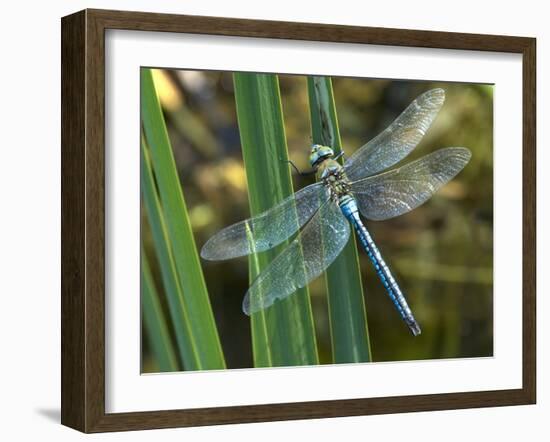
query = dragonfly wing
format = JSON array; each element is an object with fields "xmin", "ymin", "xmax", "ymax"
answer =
[
  {"xmin": 350, "ymin": 147, "xmax": 471, "ymax": 221},
  {"xmin": 243, "ymin": 200, "xmax": 350, "ymax": 315},
  {"xmin": 201, "ymin": 183, "xmax": 327, "ymax": 260},
  {"xmin": 344, "ymin": 88, "xmax": 445, "ymax": 181}
]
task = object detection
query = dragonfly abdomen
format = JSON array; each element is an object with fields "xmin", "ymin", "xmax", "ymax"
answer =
[{"xmin": 339, "ymin": 195, "xmax": 422, "ymax": 336}]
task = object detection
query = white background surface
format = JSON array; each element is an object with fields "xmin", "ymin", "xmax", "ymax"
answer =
[
  {"xmin": 106, "ymin": 30, "xmax": 523, "ymax": 413},
  {"xmin": 0, "ymin": 0, "xmax": 546, "ymax": 440}
]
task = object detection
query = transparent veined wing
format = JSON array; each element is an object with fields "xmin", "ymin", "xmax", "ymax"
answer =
[
  {"xmin": 350, "ymin": 147, "xmax": 471, "ymax": 221},
  {"xmin": 201, "ymin": 182, "xmax": 327, "ymax": 260},
  {"xmin": 243, "ymin": 200, "xmax": 350, "ymax": 315},
  {"xmin": 344, "ymin": 88, "xmax": 446, "ymax": 182}
]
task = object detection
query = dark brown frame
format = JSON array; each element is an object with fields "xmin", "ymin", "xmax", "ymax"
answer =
[{"xmin": 61, "ymin": 8, "xmax": 536, "ymax": 433}]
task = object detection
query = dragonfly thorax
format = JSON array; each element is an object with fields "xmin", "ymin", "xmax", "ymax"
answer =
[{"xmin": 316, "ymin": 158, "xmax": 352, "ymax": 202}]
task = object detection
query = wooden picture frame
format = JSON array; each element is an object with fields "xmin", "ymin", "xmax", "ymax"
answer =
[{"xmin": 61, "ymin": 8, "xmax": 536, "ymax": 433}]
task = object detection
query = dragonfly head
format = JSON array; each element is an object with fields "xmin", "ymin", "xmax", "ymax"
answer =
[{"xmin": 309, "ymin": 144, "xmax": 334, "ymax": 167}]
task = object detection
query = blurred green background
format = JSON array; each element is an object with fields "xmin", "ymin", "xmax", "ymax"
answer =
[{"xmin": 141, "ymin": 69, "xmax": 493, "ymax": 373}]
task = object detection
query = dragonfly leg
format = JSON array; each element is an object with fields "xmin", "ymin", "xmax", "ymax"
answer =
[
  {"xmin": 282, "ymin": 159, "xmax": 316, "ymax": 176},
  {"xmin": 334, "ymin": 150, "xmax": 346, "ymax": 161}
]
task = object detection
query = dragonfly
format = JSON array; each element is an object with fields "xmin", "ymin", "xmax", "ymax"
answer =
[{"xmin": 201, "ymin": 88, "xmax": 471, "ymax": 336}]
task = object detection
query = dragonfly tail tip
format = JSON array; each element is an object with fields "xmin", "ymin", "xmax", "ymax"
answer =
[{"xmin": 409, "ymin": 322, "xmax": 422, "ymax": 337}]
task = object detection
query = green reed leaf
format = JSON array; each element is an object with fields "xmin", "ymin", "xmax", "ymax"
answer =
[
  {"xmin": 141, "ymin": 247, "xmax": 180, "ymax": 372},
  {"xmin": 308, "ymin": 76, "xmax": 372, "ymax": 363},
  {"xmin": 141, "ymin": 68, "xmax": 225, "ymax": 370},
  {"xmin": 234, "ymin": 72, "xmax": 319, "ymax": 367}
]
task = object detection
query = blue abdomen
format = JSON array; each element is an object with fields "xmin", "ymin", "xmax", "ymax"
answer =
[{"xmin": 339, "ymin": 195, "xmax": 421, "ymax": 336}]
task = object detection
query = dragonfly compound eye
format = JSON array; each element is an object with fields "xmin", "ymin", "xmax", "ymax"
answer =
[{"xmin": 309, "ymin": 144, "xmax": 335, "ymax": 167}]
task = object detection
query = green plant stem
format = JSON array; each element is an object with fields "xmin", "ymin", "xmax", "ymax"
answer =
[
  {"xmin": 141, "ymin": 137, "xmax": 200, "ymax": 370},
  {"xmin": 308, "ymin": 76, "xmax": 372, "ymax": 363},
  {"xmin": 234, "ymin": 72, "xmax": 319, "ymax": 367},
  {"xmin": 141, "ymin": 68, "xmax": 226, "ymax": 370},
  {"xmin": 141, "ymin": 247, "xmax": 180, "ymax": 372}
]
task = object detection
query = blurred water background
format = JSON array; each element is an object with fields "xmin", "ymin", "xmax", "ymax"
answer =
[{"xmin": 142, "ymin": 69, "xmax": 493, "ymax": 372}]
